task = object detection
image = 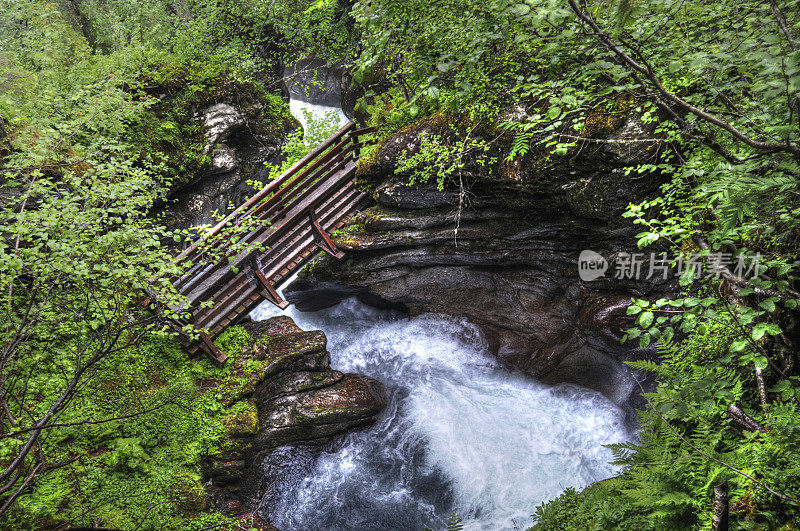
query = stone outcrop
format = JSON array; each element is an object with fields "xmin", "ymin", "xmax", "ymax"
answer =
[
  {"xmin": 282, "ymin": 55, "xmax": 364, "ymax": 119},
  {"xmin": 163, "ymin": 100, "xmax": 297, "ymax": 231},
  {"xmin": 202, "ymin": 316, "xmax": 385, "ymax": 526},
  {"xmin": 287, "ymin": 112, "xmax": 673, "ymax": 409}
]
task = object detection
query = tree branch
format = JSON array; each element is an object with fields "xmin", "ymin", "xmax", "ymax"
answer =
[{"xmin": 567, "ymin": 0, "xmax": 800, "ymax": 158}]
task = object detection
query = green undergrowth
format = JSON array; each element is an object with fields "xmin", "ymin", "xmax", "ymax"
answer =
[
  {"xmin": 119, "ymin": 47, "xmax": 296, "ymax": 186},
  {"xmin": 0, "ymin": 326, "xmax": 256, "ymax": 530},
  {"xmin": 530, "ymin": 317, "xmax": 800, "ymax": 530}
]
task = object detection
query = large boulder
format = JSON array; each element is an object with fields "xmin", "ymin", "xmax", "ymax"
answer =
[
  {"xmin": 203, "ymin": 103, "xmax": 246, "ymax": 155},
  {"xmin": 202, "ymin": 316, "xmax": 385, "ymax": 522}
]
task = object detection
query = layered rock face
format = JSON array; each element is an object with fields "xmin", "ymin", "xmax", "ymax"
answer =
[
  {"xmin": 288, "ymin": 114, "xmax": 672, "ymax": 407},
  {"xmin": 202, "ymin": 316, "xmax": 385, "ymax": 527}
]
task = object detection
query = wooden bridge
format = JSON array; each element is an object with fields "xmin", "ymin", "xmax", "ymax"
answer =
[{"xmin": 161, "ymin": 122, "xmax": 374, "ymax": 363}]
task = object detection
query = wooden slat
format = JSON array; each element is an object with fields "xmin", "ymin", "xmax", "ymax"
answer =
[
  {"xmin": 182, "ymin": 163, "xmax": 358, "ymax": 307},
  {"xmin": 156, "ymin": 121, "xmax": 377, "ymax": 363},
  {"xmin": 175, "ymin": 121, "xmax": 356, "ymax": 264}
]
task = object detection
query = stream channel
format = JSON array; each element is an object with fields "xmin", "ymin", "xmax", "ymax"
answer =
[{"xmin": 246, "ymin": 95, "xmax": 633, "ymax": 531}]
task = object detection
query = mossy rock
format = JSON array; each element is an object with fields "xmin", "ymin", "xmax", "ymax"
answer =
[
  {"xmin": 255, "ymin": 330, "xmax": 328, "ymax": 361},
  {"xmin": 203, "ymin": 459, "xmax": 246, "ymax": 485},
  {"xmin": 168, "ymin": 472, "xmax": 209, "ymax": 516},
  {"xmin": 214, "ymin": 436, "xmax": 254, "ymax": 461},
  {"xmin": 221, "ymin": 400, "xmax": 259, "ymax": 438}
]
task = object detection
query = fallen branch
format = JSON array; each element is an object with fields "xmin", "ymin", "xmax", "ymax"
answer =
[{"xmin": 726, "ymin": 404, "xmax": 767, "ymax": 434}]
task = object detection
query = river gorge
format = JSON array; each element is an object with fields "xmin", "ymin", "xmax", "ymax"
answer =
[
  {"xmin": 249, "ymin": 293, "xmax": 631, "ymax": 530},
  {"xmin": 212, "ymin": 63, "xmax": 661, "ymax": 530}
]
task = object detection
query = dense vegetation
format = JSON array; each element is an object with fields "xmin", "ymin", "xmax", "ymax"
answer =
[
  {"xmin": 348, "ymin": 0, "xmax": 800, "ymax": 528},
  {"xmin": 2, "ymin": 0, "xmax": 800, "ymax": 528},
  {"xmin": 0, "ymin": 0, "xmax": 332, "ymax": 527}
]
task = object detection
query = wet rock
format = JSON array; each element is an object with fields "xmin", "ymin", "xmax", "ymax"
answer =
[
  {"xmin": 209, "ymin": 143, "xmax": 238, "ymax": 174},
  {"xmin": 203, "ymin": 103, "xmax": 246, "ymax": 152},
  {"xmin": 256, "ymin": 373, "xmax": 385, "ymax": 447},
  {"xmin": 282, "ymin": 55, "xmax": 363, "ymax": 118},
  {"xmin": 291, "ymin": 114, "xmax": 672, "ymax": 408},
  {"xmin": 283, "ymin": 57, "xmax": 344, "ymax": 107},
  {"xmin": 374, "ymin": 176, "xmax": 463, "ymax": 210},
  {"xmin": 202, "ymin": 316, "xmax": 385, "ymax": 521},
  {"xmin": 161, "ymin": 100, "xmax": 294, "ymax": 231}
]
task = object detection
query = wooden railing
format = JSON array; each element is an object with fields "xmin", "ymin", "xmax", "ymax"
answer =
[{"xmin": 162, "ymin": 121, "xmax": 374, "ymax": 363}]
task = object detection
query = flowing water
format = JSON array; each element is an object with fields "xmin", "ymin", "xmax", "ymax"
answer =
[
  {"xmin": 250, "ymin": 297, "xmax": 631, "ymax": 530},
  {"xmin": 248, "ymin": 94, "xmax": 631, "ymax": 530},
  {"xmin": 289, "ymin": 99, "xmax": 349, "ymax": 132}
]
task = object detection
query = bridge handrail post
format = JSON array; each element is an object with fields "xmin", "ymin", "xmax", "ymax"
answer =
[{"xmin": 174, "ymin": 121, "xmax": 357, "ymax": 265}]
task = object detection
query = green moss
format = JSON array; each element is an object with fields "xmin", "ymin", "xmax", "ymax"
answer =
[
  {"xmin": 220, "ymin": 400, "xmax": 259, "ymax": 437},
  {"xmin": 214, "ymin": 326, "xmax": 254, "ymax": 357},
  {"xmin": 167, "ymin": 472, "xmax": 209, "ymax": 516},
  {"xmin": 330, "ymin": 221, "xmax": 364, "ymax": 237},
  {"xmin": 126, "ymin": 51, "xmax": 297, "ymax": 186}
]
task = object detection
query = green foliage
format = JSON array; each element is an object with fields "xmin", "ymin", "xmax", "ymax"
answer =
[
  {"xmin": 272, "ymin": 0, "xmax": 356, "ymax": 58},
  {"xmin": 536, "ymin": 319, "xmax": 800, "ymax": 529},
  {"xmin": 108, "ymin": 438, "xmax": 152, "ymax": 474},
  {"xmin": 253, "ymin": 108, "xmax": 341, "ymax": 189},
  {"xmin": 349, "ymin": 1, "xmax": 800, "ymax": 528},
  {"xmin": 0, "ymin": 330, "xmax": 237, "ymax": 529},
  {"xmin": 394, "ymin": 128, "xmax": 491, "ymax": 190},
  {"xmin": 214, "ymin": 326, "xmax": 254, "ymax": 356},
  {"xmin": 0, "ymin": 0, "xmax": 292, "ymax": 526}
]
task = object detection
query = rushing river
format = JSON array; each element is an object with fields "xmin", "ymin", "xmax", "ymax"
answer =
[
  {"xmin": 247, "ymin": 92, "xmax": 631, "ymax": 530},
  {"xmin": 250, "ymin": 297, "xmax": 630, "ymax": 530}
]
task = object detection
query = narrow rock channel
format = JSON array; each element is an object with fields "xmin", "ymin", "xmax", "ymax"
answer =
[{"xmin": 243, "ymin": 67, "xmax": 633, "ymax": 531}]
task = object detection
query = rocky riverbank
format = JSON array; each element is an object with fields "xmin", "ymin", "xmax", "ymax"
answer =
[
  {"xmin": 287, "ymin": 111, "xmax": 674, "ymax": 409},
  {"xmin": 201, "ymin": 316, "xmax": 385, "ymax": 528}
]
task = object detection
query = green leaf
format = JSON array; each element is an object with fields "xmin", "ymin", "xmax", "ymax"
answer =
[
  {"xmin": 759, "ymin": 298, "xmax": 777, "ymax": 312},
  {"xmin": 730, "ymin": 340, "xmax": 747, "ymax": 353},
  {"xmin": 638, "ymin": 311, "xmax": 654, "ymax": 328},
  {"xmin": 639, "ymin": 334, "xmax": 651, "ymax": 349},
  {"xmin": 752, "ymin": 322, "xmax": 781, "ymax": 341}
]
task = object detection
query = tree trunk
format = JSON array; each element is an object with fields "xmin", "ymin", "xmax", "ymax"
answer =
[
  {"xmin": 712, "ymin": 480, "xmax": 729, "ymax": 531},
  {"xmin": 727, "ymin": 404, "xmax": 767, "ymax": 433},
  {"xmin": 755, "ymin": 365, "xmax": 768, "ymax": 412}
]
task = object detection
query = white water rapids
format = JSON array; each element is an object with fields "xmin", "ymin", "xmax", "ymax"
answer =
[
  {"xmin": 246, "ymin": 94, "xmax": 631, "ymax": 530},
  {"xmin": 250, "ymin": 297, "xmax": 630, "ymax": 530}
]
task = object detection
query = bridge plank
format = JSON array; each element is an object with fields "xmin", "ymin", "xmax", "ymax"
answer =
[
  {"xmin": 174, "ymin": 121, "xmax": 356, "ymax": 264},
  {"xmin": 180, "ymin": 162, "xmax": 359, "ymax": 308},
  {"xmin": 159, "ymin": 122, "xmax": 376, "ymax": 362}
]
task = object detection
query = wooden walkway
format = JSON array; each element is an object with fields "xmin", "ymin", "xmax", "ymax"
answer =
[{"xmin": 161, "ymin": 122, "xmax": 374, "ymax": 363}]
